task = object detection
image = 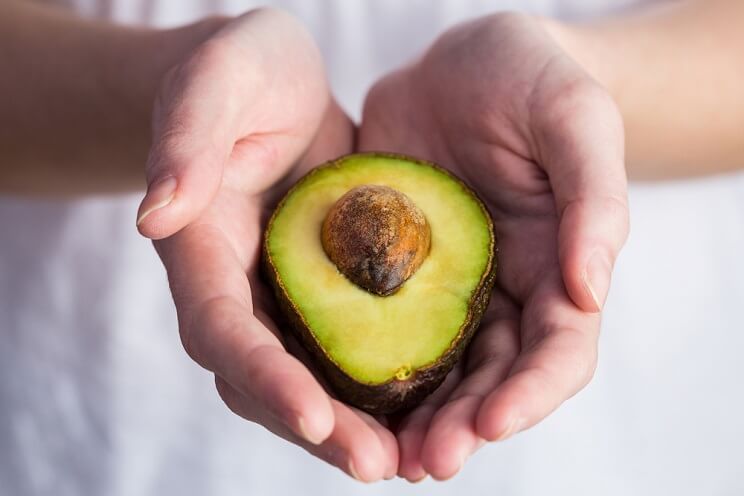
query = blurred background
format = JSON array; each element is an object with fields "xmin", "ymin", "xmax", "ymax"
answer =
[{"xmin": 1, "ymin": 0, "xmax": 743, "ymax": 494}]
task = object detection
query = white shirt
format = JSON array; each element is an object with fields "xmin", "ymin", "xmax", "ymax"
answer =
[{"xmin": 2, "ymin": 1, "xmax": 743, "ymax": 495}]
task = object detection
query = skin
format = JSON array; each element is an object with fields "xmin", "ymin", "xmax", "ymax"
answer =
[
  {"xmin": 359, "ymin": 12, "xmax": 628, "ymax": 481},
  {"xmin": 355, "ymin": 1, "xmax": 744, "ymax": 479},
  {"xmin": 0, "ymin": 1, "xmax": 222, "ymax": 193},
  {"xmin": 3, "ymin": 0, "xmax": 744, "ymax": 485},
  {"xmin": 1, "ymin": 0, "xmax": 393, "ymax": 482},
  {"xmin": 137, "ymin": 10, "xmax": 398, "ymax": 482},
  {"xmin": 4, "ymin": 0, "xmax": 742, "ymax": 192},
  {"xmin": 543, "ymin": 0, "xmax": 744, "ymax": 179}
]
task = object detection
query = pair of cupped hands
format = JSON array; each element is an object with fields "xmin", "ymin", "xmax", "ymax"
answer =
[{"xmin": 135, "ymin": 8, "xmax": 628, "ymax": 482}]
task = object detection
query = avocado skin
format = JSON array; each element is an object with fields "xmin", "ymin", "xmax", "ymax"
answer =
[{"xmin": 262, "ymin": 152, "xmax": 497, "ymax": 415}]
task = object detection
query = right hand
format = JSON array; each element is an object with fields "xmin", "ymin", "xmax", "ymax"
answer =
[
  {"xmin": 359, "ymin": 12, "xmax": 628, "ymax": 480},
  {"xmin": 136, "ymin": 8, "xmax": 397, "ymax": 482}
]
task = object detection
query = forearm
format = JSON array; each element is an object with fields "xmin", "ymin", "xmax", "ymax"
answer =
[
  {"xmin": 0, "ymin": 1, "xmax": 225, "ymax": 194},
  {"xmin": 542, "ymin": 0, "xmax": 744, "ymax": 180}
]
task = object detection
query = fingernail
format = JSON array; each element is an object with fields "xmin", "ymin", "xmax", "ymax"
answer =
[
  {"xmin": 297, "ymin": 416, "xmax": 325, "ymax": 445},
  {"xmin": 408, "ymin": 474, "xmax": 428, "ymax": 484},
  {"xmin": 137, "ymin": 176, "xmax": 177, "ymax": 226},
  {"xmin": 348, "ymin": 459, "xmax": 366, "ymax": 482},
  {"xmin": 496, "ymin": 416, "xmax": 525, "ymax": 442},
  {"xmin": 583, "ymin": 251, "xmax": 612, "ymax": 312}
]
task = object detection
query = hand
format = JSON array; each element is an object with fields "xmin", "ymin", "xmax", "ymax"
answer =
[
  {"xmin": 359, "ymin": 12, "xmax": 629, "ymax": 481},
  {"xmin": 136, "ymin": 8, "xmax": 397, "ymax": 481}
]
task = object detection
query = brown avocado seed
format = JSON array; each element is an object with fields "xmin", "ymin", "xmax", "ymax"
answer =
[{"xmin": 321, "ymin": 184, "xmax": 431, "ymax": 296}]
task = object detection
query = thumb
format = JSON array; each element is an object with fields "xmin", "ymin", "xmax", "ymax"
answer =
[
  {"xmin": 136, "ymin": 130, "xmax": 230, "ymax": 240},
  {"xmin": 536, "ymin": 84, "xmax": 629, "ymax": 312},
  {"xmin": 136, "ymin": 52, "xmax": 239, "ymax": 240}
]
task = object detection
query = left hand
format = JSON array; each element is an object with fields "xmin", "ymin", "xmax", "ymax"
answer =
[
  {"xmin": 359, "ymin": 12, "xmax": 629, "ymax": 481},
  {"xmin": 137, "ymin": 9, "xmax": 396, "ymax": 481}
]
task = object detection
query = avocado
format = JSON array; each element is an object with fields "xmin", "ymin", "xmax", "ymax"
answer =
[{"xmin": 263, "ymin": 153, "xmax": 496, "ymax": 414}]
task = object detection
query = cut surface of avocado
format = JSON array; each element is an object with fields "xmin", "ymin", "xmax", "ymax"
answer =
[{"xmin": 265, "ymin": 154, "xmax": 495, "ymax": 389}]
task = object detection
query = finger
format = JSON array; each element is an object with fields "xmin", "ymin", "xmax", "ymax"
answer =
[
  {"xmin": 301, "ymin": 99, "xmax": 355, "ymax": 169},
  {"xmin": 156, "ymin": 221, "xmax": 334, "ymax": 445},
  {"xmin": 265, "ymin": 98, "xmax": 356, "ymax": 207},
  {"xmin": 396, "ymin": 404, "xmax": 435, "ymax": 483},
  {"xmin": 266, "ymin": 306, "xmax": 399, "ymax": 480},
  {"xmin": 136, "ymin": 42, "xmax": 244, "ymax": 239},
  {"xmin": 396, "ymin": 366, "xmax": 462, "ymax": 482},
  {"xmin": 420, "ymin": 292, "xmax": 520, "ymax": 480},
  {"xmin": 217, "ymin": 377, "xmax": 393, "ymax": 482},
  {"xmin": 279, "ymin": 320, "xmax": 398, "ymax": 480},
  {"xmin": 534, "ymin": 81, "xmax": 629, "ymax": 312},
  {"xmin": 323, "ymin": 401, "xmax": 393, "ymax": 482},
  {"xmin": 350, "ymin": 406, "xmax": 400, "ymax": 480},
  {"xmin": 476, "ymin": 270, "xmax": 600, "ymax": 441}
]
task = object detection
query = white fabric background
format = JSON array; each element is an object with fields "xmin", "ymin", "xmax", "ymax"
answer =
[{"xmin": 1, "ymin": 1, "xmax": 743, "ymax": 495}]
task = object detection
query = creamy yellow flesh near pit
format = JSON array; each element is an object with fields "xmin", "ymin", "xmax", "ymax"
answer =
[{"xmin": 267, "ymin": 155, "xmax": 492, "ymax": 385}]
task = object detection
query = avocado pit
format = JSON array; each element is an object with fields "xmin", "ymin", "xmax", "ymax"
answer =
[{"xmin": 321, "ymin": 184, "xmax": 431, "ymax": 296}]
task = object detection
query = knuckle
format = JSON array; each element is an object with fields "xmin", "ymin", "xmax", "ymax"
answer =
[
  {"xmin": 249, "ymin": 6, "xmax": 292, "ymax": 24},
  {"xmin": 179, "ymin": 318, "xmax": 203, "ymax": 367},
  {"xmin": 597, "ymin": 194, "xmax": 631, "ymax": 239},
  {"xmin": 537, "ymin": 326, "xmax": 599, "ymax": 395},
  {"xmin": 574, "ymin": 341, "xmax": 599, "ymax": 388},
  {"xmin": 181, "ymin": 295, "xmax": 239, "ymax": 369},
  {"xmin": 188, "ymin": 37, "xmax": 235, "ymax": 72},
  {"xmin": 214, "ymin": 376, "xmax": 256, "ymax": 422},
  {"xmin": 561, "ymin": 194, "xmax": 630, "ymax": 253},
  {"xmin": 214, "ymin": 375, "xmax": 233, "ymax": 404},
  {"xmin": 362, "ymin": 73, "xmax": 400, "ymax": 120},
  {"xmin": 535, "ymin": 77, "xmax": 621, "ymax": 139},
  {"xmin": 599, "ymin": 194, "xmax": 631, "ymax": 250}
]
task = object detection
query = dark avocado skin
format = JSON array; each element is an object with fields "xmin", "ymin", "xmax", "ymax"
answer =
[{"xmin": 262, "ymin": 152, "xmax": 497, "ymax": 415}]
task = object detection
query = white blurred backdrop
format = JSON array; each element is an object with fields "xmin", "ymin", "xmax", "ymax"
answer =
[{"xmin": 1, "ymin": 0, "xmax": 743, "ymax": 494}]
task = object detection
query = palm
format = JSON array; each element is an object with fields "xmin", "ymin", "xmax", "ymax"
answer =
[
  {"xmin": 359, "ymin": 13, "xmax": 628, "ymax": 481},
  {"xmin": 152, "ymin": 111, "xmax": 402, "ymax": 481},
  {"xmin": 139, "ymin": 9, "xmax": 397, "ymax": 482}
]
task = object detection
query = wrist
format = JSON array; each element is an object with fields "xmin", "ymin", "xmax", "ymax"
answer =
[
  {"xmin": 101, "ymin": 16, "xmax": 230, "ymax": 188},
  {"xmin": 122, "ymin": 16, "xmax": 231, "ymax": 129}
]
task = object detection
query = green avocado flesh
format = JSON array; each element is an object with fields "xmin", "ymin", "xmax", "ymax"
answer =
[{"xmin": 265, "ymin": 154, "xmax": 494, "ymax": 390}]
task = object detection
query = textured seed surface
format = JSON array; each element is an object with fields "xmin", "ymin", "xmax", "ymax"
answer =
[{"xmin": 321, "ymin": 184, "xmax": 431, "ymax": 296}]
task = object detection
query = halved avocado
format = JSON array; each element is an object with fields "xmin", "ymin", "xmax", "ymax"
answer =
[{"xmin": 263, "ymin": 153, "xmax": 496, "ymax": 414}]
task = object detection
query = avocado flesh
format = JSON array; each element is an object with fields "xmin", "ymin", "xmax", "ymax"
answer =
[{"xmin": 265, "ymin": 153, "xmax": 495, "ymax": 412}]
